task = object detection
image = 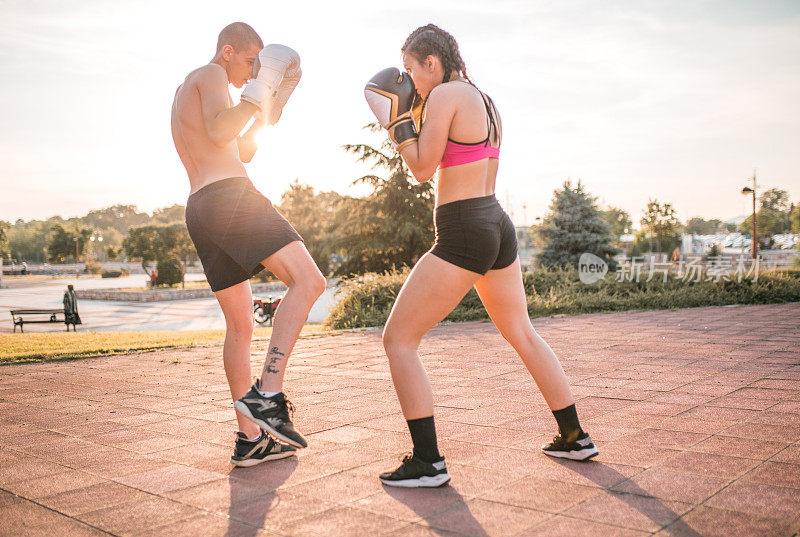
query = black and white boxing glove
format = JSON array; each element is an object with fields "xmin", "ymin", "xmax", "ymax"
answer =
[{"xmin": 364, "ymin": 67, "xmax": 418, "ymax": 151}]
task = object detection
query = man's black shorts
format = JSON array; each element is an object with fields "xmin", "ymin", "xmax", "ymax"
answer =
[{"xmin": 185, "ymin": 177, "xmax": 302, "ymax": 292}]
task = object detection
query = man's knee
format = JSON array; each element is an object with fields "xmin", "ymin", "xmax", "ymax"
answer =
[
  {"xmin": 288, "ymin": 268, "xmax": 325, "ymax": 300},
  {"xmin": 226, "ymin": 320, "xmax": 254, "ymax": 339},
  {"xmin": 309, "ymin": 271, "xmax": 326, "ymax": 298}
]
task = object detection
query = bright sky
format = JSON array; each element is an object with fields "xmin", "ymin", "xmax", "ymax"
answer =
[{"xmin": 1, "ymin": 0, "xmax": 799, "ymax": 226}]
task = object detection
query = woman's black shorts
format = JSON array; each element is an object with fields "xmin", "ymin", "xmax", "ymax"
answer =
[
  {"xmin": 429, "ymin": 195, "xmax": 518, "ymax": 275},
  {"xmin": 185, "ymin": 177, "xmax": 302, "ymax": 292}
]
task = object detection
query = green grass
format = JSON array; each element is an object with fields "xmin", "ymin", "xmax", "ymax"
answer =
[
  {"xmin": 0, "ymin": 325, "xmax": 328, "ymax": 365},
  {"xmin": 326, "ymin": 266, "xmax": 800, "ymax": 329}
]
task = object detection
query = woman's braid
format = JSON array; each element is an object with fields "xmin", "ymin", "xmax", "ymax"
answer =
[{"xmin": 402, "ymin": 24, "xmax": 470, "ymax": 84}]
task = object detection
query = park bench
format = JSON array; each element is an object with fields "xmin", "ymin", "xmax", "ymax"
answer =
[{"xmin": 10, "ymin": 286, "xmax": 82, "ymax": 333}]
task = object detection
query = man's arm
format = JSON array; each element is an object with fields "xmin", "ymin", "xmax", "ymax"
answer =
[
  {"xmin": 197, "ymin": 65, "xmax": 258, "ymax": 147},
  {"xmin": 237, "ymin": 114, "xmax": 266, "ymax": 163}
]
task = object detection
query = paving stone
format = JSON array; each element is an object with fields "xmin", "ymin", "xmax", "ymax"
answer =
[
  {"xmin": 518, "ymin": 515, "xmax": 650, "ymax": 537},
  {"xmin": 704, "ymin": 480, "xmax": 800, "ymax": 519},
  {"xmin": 131, "ymin": 512, "xmax": 279, "ymax": 537},
  {"xmin": 113, "ymin": 463, "xmax": 223, "ymax": 494},
  {"xmin": 77, "ymin": 496, "xmax": 201, "ymax": 536},
  {"xmin": 3, "ymin": 468, "xmax": 105, "ymax": 499},
  {"xmin": 0, "ymin": 497, "xmax": 69, "ymax": 534},
  {"xmin": 283, "ymin": 506, "xmax": 407, "ymax": 537},
  {"xmin": 354, "ymin": 487, "xmax": 465, "ymax": 522},
  {"xmin": 423, "ymin": 498, "xmax": 549, "ymax": 537},
  {"xmin": 740, "ymin": 461, "xmax": 800, "ymax": 489},
  {"xmin": 480, "ymin": 475, "xmax": 600, "ymax": 513},
  {"xmin": 687, "ymin": 435, "xmax": 789, "ymax": 460},
  {"xmin": 610, "ymin": 466, "xmax": 728, "ymax": 503},
  {"xmin": 563, "ymin": 490, "xmax": 693, "ymax": 533},
  {"xmin": 653, "ymin": 505, "xmax": 794, "ymax": 537},
  {"xmin": 656, "ymin": 451, "xmax": 760, "ymax": 479},
  {"xmin": 12, "ymin": 516, "xmax": 112, "ymax": 537},
  {"xmin": 37, "ymin": 481, "xmax": 151, "ymax": 517}
]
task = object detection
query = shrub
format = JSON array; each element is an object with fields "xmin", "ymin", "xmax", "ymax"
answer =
[
  {"xmin": 85, "ymin": 260, "xmax": 102, "ymax": 275},
  {"xmin": 101, "ymin": 270, "xmax": 123, "ymax": 278},
  {"xmin": 155, "ymin": 257, "xmax": 183, "ymax": 286},
  {"xmin": 251, "ymin": 269, "xmax": 278, "ymax": 283},
  {"xmin": 325, "ymin": 266, "xmax": 800, "ymax": 329}
]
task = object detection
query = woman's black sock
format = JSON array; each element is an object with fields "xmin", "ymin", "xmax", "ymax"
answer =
[
  {"xmin": 552, "ymin": 404, "xmax": 584, "ymax": 442},
  {"xmin": 407, "ymin": 416, "xmax": 441, "ymax": 463}
]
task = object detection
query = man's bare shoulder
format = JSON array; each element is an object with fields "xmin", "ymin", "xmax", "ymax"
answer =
[{"xmin": 187, "ymin": 64, "xmax": 227, "ymax": 87}]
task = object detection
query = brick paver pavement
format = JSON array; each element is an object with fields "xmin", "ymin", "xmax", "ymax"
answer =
[{"xmin": 1, "ymin": 303, "xmax": 799, "ymax": 536}]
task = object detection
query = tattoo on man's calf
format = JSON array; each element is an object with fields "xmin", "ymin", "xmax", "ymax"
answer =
[{"xmin": 266, "ymin": 346, "xmax": 284, "ymax": 375}]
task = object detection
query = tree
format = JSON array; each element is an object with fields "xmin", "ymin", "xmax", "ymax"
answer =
[
  {"xmin": 8, "ymin": 218, "xmax": 57, "ymax": 262},
  {"xmin": 278, "ymin": 181, "xmax": 344, "ymax": 275},
  {"xmin": 83, "ymin": 204, "xmax": 150, "ymax": 235},
  {"xmin": 47, "ymin": 224, "xmax": 91, "ymax": 263},
  {"xmin": 740, "ymin": 208, "xmax": 788, "ymax": 243},
  {"xmin": 760, "ymin": 188, "xmax": 790, "ymax": 213},
  {"xmin": 122, "ymin": 223, "xmax": 196, "ymax": 286},
  {"xmin": 152, "ymin": 204, "xmax": 186, "ymax": 224},
  {"xmin": 336, "ymin": 125, "xmax": 435, "ymax": 275},
  {"xmin": 155, "ymin": 257, "xmax": 183, "ymax": 286},
  {"xmin": 640, "ymin": 199, "xmax": 682, "ymax": 253},
  {"xmin": 0, "ymin": 220, "xmax": 9, "ymax": 259},
  {"xmin": 685, "ymin": 217, "xmax": 723, "ymax": 235},
  {"xmin": 601, "ymin": 207, "xmax": 632, "ymax": 238},
  {"xmin": 538, "ymin": 180, "xmax": 618, "ymax": 268},
  {"xmin": 791, "ymin": 204, "xmax": 800, "ymax": 234}
]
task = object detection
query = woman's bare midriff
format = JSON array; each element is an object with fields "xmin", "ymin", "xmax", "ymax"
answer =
[{"xmin": 434, "ymin": 157, "xmax": 499, "ymax": 207}]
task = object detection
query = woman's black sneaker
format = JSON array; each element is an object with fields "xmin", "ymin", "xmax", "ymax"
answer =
[
  {"xmin": 379, "ymin": 454, "xmax": 451, "ymax": 488},
  {"xmin": 230, "ymin": 432, "xmax": 297, "ymax": 467},
  {"xmin": 541, "ymin": 432, "xmax": 598, "ymax": 461},
  {"xmin": 234, "ymin": 381, "xmax": 307, "ymax": 448}
]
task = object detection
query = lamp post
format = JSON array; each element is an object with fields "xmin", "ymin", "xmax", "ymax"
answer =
[
  {"xmin": 90, "ymin": 233, "xmax": 103, "ymax": 261},
  {"xmin": 741, "ymin": 170, "xmax": 757, "ymax": 259}
]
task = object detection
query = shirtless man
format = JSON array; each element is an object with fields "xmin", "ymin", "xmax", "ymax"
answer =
[{"xmin": 171, "ymin": 22, "xmax": 326, "ymax": 467}]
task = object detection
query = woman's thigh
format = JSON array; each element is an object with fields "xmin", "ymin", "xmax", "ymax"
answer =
[
  {"xmin": 384, "ymin": 253, "xmax": 482, "ymax": 344},
  {"xmin": 473, "ymin": 258, "xmax": 530, "ymax": 337}
]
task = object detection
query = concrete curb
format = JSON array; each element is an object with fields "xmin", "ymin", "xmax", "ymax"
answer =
[{"xmin": 75, "ymin": 282, "xmax": 288, "ymax": 302}]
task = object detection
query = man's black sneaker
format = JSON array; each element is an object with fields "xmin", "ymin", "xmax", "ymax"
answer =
[
  {"xmin": 234, "ymin": 381, "xmax": 307, "ymax": 448},
  {"xmin": 379, "ymin": 454, "xmax": 451, "ymax": 488},
  {"xmin": 230, "ymin": 432, "xmax": 297, "ymax": 467},
  {"xmin": 541, "ymin": 432, "xmax": 598, "ymax": 461}
]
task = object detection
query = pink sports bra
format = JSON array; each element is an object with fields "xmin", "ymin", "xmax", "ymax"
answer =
[
  {"xmin": 439, "ymin": 138, "xmax": 500, "ymax": 169},
  {"xmin": 437, "ymin": 89, "xmax": 501, "ymax": 169}
]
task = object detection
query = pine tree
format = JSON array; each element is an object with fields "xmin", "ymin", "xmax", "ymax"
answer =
[
  {"xmin": 336, "ymin": 124, "xmax": 435, "ymax": 275},
  {"xmin": 538, "ymin": 180, "xmax": 618, "ymax": 269}
]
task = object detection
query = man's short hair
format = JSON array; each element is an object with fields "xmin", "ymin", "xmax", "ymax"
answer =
[{"xmin": 216, "ymin": 22, "xmax": 263, "ymax": 53}]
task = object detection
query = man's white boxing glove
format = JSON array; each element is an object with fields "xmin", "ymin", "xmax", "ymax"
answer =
[
  {"xmin": 265, "ymin": 66, "xmax": 302, "ymax": 125},
  {"xmin": 364, "ymin": 67, "xmax": 418, "ymax": 151},
  {"xmin": 241, "ymin": 44, "xmax": 300, "ymax": 110}
]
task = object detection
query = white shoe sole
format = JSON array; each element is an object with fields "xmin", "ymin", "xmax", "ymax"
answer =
[
  {"xmin": 541, "ymin": 446, "xmax": 599, "ymax": 461},
  {"xmin": 234, "ymin": 400, "xmax": 306, "ymax": 449},
  {"xmin": 380, "ymin": 472, "xmax": 451, "ymax": 488},
  {"xmin": 230, "ymin": 450, "xmax": 296, "ymax": 467}
]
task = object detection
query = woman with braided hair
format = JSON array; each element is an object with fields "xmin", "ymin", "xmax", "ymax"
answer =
[{"xmin": 364, "ymin": 24, "xmax": 597, "ymax": 488}]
